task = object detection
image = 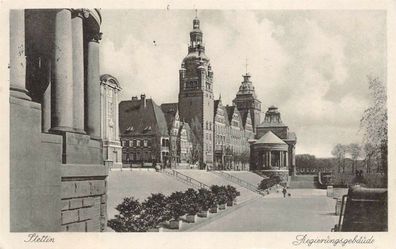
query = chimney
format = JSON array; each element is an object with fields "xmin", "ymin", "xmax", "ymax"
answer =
[
  {"xmin": 131, "ymin": 96, "xmax": 138, "ymax": 100},
  {"xmin": 141, "ymin": 94, "xmax": 146, "ymax": 108}
]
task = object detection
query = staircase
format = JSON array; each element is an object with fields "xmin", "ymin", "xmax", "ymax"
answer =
[
  {"xmin": 211, "ymin": 171, "xmax": 265, "ymax": 196},
  {"xmin": 162, "ymin": 169, "xmax": 210, "ymax": 189},
  {"xmin": 289, "ymin": 175, "xmax": 318, "ymax": 189}
]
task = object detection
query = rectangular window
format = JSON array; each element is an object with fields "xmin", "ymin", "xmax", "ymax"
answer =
[
  {"xmin": 129, "ymin": 140, "xmax": 133, "ymax": 147},
  {"xmin": 137, "ymin": 140, "xmax": 141, "ymax": 147},
  {"xmin": 144, "ymin": 139, "xmax": 148, "ymax": 147}
]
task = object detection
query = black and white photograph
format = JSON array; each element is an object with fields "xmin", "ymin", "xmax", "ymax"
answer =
[{"xmin": 1, "ymin": 1, "xmax": 395, "ymax": 248}]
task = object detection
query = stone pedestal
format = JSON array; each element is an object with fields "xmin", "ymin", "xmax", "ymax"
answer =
[{"xmin": 10, "ymin": 97, "xmax": 62, "ymax": 232}]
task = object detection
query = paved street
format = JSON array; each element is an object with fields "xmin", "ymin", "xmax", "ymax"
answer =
[{"xmin": 189, "ymin": 189, "xmax": 338, "ymax": 232}]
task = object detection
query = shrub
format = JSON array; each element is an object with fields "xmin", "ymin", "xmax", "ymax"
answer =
[
  {"xmin": 141, "ymin": 193, "xmax": 169, "ymax": 228},
  {"xmin": 167, "ymin": 191, "xmax": 188, "ymax": 220},
  {"xmin": 258, "ymin": 177, "xmax": 278, "ymax": 190},
  {"xmin": 183, "ymin": 188, "xmax": 201, "ymax": 215},
  {"xmin": 197, "ymin": 188, "xmax": 217, "ymax": 211},
  {"xmin": 211, "ymin": 185, "xmax": 228, "ymax": 205},
  {"xmin": 107, "ymin": 197, "xmax": 149, "ymax": 232},
  {"xmin": 225, "ymin": 185, "xmax": 239, "ymax": 202}
]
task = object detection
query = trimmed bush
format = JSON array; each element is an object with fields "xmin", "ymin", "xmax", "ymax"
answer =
[
  {"xmin": 210, "ymin": 185, "xmax": 228, "ymax": 205},
  {"xmin": 167, "ymin": 191, "xmax": 188, "ymax": 220},
  {"xmin": 197, "ymin": 188, "xmax": 217, "ymax": 211},
  {"xmin": 141, "ymin": 193, "xmax": 170, "ymax": 229},
  {"xmin": 107, "ymin": 197, "xmax": 149, "ymax": 232},
  {"xmin": 184, "ymin": 188, "xmax": 201, "ymax": 215}
]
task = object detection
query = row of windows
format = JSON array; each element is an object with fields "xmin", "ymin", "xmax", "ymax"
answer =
[{"xmin": 121, "ymin": 139, "xmax": 150, "ymax": 147}]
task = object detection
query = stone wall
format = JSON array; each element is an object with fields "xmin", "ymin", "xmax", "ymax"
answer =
[
  {"xmin": 259, "ymin": 169, "xmax": 289, "ymax": 186},
  {"xmin": 60, "ymin": 165, "xmax": 107, "ymax": 231}
]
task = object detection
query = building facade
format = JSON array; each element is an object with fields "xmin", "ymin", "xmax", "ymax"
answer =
[
  {"xmin": 178, "ymin": 16, "xmax": 214, "ymax": 166},
  {"xmin": 119, "ymin": 95, "xmax": 170, "ymax": 166},
  {"xmin": 100, "ymin": 74, "xmax": 122, "ymax": 168},
  {"xmin": 10, "ymin": 9, "xmax": 107, "ymax": 232}
]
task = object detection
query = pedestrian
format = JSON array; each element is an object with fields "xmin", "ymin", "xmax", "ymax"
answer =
[{"xmin": 282, "ymin": 187, "xmax": 287, "ymax": 198}]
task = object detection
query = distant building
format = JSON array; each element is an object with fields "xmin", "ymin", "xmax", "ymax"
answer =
[
  {"xmin": 250, "ymin": 106, "xmax": 297, "ymax": 184},
  {"xmin": 119, "ymin": 95, "xmax": 170, "ymax": 166},
  {"xmin": 233, "ymin": 73, "xmax": 262, "ymax": 132},
  {"xmin": 161, "ymin": 103, "xmax": 195, "ymax": 167},
  {"xmin": 100, "ymin": 74, "xmax": 122, "ymax": 168}
]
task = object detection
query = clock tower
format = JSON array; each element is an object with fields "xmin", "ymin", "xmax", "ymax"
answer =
[{"xmin": 178, "ymin": 16, "xmax": 214, "ymax": 165}]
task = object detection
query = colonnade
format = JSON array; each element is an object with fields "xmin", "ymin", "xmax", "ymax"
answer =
[
  {"xmin": 9, "ymin": 9, "xmax": 102, "ymax": 139},
  {"xmin": 260, "ymin": 150, "xmax": 288, "ymax": 168}
]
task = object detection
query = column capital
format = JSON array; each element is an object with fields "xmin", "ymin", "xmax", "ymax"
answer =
[
  {"xmin": 88, "ymin": 32, "xmax": 103, "ymax": 43},
  {"xmin": 71, "ymin": 9, "xmax": 85, "ymax": 19}
]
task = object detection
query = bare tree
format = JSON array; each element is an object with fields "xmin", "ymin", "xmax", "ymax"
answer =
[
  {"xmin": 331, "ymin": 144, "xmax": 346, "ymax": 173},
  {"xmin": 360, "ymin": 77, "xmax": 387, "ymax": 178},
  {"xmin": 346, "ymin": 143, "xmax": 361, "ymax": 173}
]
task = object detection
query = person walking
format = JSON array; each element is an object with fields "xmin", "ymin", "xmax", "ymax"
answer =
[{"xmin": 282, "ymin": 187, "xmax": 287, "ymax": 198}]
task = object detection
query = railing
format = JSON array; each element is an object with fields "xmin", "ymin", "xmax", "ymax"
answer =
[
  {"xmin": 162, "ymin": 169, "xmax": 210, "ymax": 189},
  {"xmin": 211, "ymin": 171, "xmax": 264, "ymax": 195}
]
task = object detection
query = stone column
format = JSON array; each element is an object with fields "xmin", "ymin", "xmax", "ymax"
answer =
[
  {"xmin": 285, "ymin": 151, "xmax": 289, "ymax": 167},
  {"xmin": 72, "ymin": 10, "xmax": 85, "ymax": 133},
  {"xmin": 86, "ymin": 33, "xmax": 101, "ymax": 139},
  {"xmin": 10, "ymin": 10, "xmax": 31, "ymax": 101},
  {"xmin": 268, "ymin": 150, "xmax": 271, "ymax": 168},
  {"xmin": 51, "ymin": 9, "xmax": 74, "ymax": 132},
  {"xmin": 279, "ymin": 151, "xmax": 283, "ymax": 168},
  {"xmin": 42, "ymin": 59, "xmax": 51, "ymax": 132}
]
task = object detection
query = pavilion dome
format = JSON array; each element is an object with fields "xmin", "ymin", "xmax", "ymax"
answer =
[{"xmin": 255, "ymin": 131, "xmax": 286, "ymax": 145}]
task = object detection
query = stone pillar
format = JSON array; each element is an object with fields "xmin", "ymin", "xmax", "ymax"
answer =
[
  {"xmin": 285, "ymin": 151, "xmax": 288, "ymax": 167},
  {"xmin": 279, "ymin": 151, "xmax": 283, "ymax": 168},
  {"xmin": 86, "ymin": 33, "xmax": 101, "ymax": 139},
  {"xmin": 10, "ymin": 10, "xmax": 31, "ymax": 101},
  {"xmin": 51, "ymin": 9, "xmax": 74, "ymax": 132},
  {"xmin": 268, "ymin": 150, "xmax": 271, "ymax": 168},
  {"xmin": 42, "ymin": 59, "xmax": 51, "ymax": 132},
  {"xmin": 72, "ymin": 10, "xmax": 85, "ymax": 133}
]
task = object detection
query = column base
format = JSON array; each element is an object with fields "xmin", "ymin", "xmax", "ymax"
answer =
[
  {"xmin": 50, "ymin": 126, "xmax": 76, "ymax": 133},
  {"xmin": 10, "ymin": 88, "xmax": 31, "ymax": 101},
  {"xmin": 73, "ymin": 128, "xmax": 86, "ymax": 134}
]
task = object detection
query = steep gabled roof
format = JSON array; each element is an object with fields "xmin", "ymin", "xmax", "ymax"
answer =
[
  {"xmin": 119, "ymin": 98, "xmax": 169, "ymax": 137},
  {"xmin": 161, "ymin": 103, "xmax": 179, "ymax": 131}
]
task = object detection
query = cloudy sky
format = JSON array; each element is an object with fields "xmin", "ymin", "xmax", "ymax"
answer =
[{"xmin": 99, "ymin": 10, "xmax": 386, "ymax": 158}]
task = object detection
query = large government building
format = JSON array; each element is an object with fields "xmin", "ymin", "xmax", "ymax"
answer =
[
  {"xmin": 119, "ymin": 15, "xmax": 297, "ymax": 176},
  {"xmin": 10, "ymin": 9, "xmax": 108, "ymax": 232}
]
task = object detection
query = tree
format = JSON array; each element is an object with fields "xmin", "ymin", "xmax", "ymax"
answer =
[
  {"xmin": 331, "ymin": 144, "xmax": 346, "ymax": 173},
  {"xmin": 346, "ymin": 143, "xmax": 361, "ymax": 173},
  {"xmin": 360, "ymin": 77, "xmax": 387, "ymax": 178}
]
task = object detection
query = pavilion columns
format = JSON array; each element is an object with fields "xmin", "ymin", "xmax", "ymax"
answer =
[
  {"xmin": 10, "ymin": 10, "xmax": 31, "ymax": 101},
  {"xmin": 268, "ymin": 151, "xmax": 271, "ymax": 168},
  {"xmin": 51, "ymin": 9, "xmax": 74, "ymax": 133},
  {"xmin": 279, "ymin": 151, "xmax": 283, "ymax": 168},
  {"xmin": 86, "ymin": 32, "xmax": 102, "ymax": 140},
  {"xmin": 285, "ymin": 151, "xmax": 288, "ymax": 167},
  {"xmin": 72, "ymin": 10, "xmax": 85, "ymax": 133}
]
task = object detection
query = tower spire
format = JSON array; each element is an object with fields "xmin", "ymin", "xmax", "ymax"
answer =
[
  {"xmin": 245, "ymin": 57, "xmax": 248, "ymax": 74},
  {"xmin": 195, "ymin": 9, "xmax": 198, "ymax": 18}
]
